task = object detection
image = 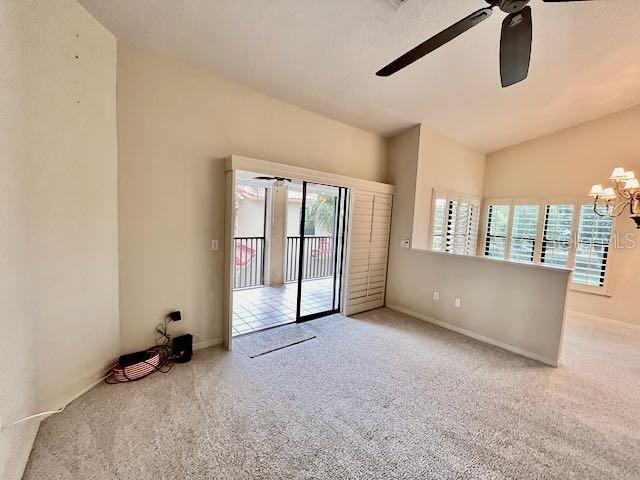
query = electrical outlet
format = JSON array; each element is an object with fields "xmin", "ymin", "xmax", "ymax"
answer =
[
  {"xmin": 433, "ymin": 291, "xmax": 439, "ymax": 301},
  {"xmin": 211, "ymin": 239, "xmax": 219, "ymax": 251},
  {"xmin": 454, "ymin": 298, "xmax": 461, "ymax": 308}
]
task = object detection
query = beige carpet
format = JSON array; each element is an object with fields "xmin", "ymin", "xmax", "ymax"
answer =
[{"xmin": 24, "ymin": 308, "xmax": 640, "ymax": 479}]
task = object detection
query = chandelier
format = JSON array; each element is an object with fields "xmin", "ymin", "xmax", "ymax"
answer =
[{"xmin": 589, "ymin": 167, "xmax": 640, "ymax": 228}]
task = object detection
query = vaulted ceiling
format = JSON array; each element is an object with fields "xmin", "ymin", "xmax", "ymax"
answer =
[{"xmin": 80, "ymin": 0, "xmax": 640, "ymax": 152}]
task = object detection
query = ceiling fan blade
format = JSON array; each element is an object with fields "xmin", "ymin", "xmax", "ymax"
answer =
[
  {"xmin": 254, "ymin": 176, "xmax": 275, "ymax": 180},
  {"xmin": 500, "ymin": 6, "xmax": 532, "ymax": 87},
  {"xmin": 376, "ymin": 7, "xmax": 493, "ymax": 77}
]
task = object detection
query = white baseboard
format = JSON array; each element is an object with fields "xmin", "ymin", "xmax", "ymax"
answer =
[
  {"xmin": 386, "ymin": 304, "xmax": 558, "ymax": 367},
  {"xmin": 4, "ymin": 336, "xmax": 223, "ymax": 477},
  {"xmin": 1, "ymin": 362, "xmax": 113, "ymax": 479},
  {"xmin": 65, "ymin": 363, "xmax": 113, "ymax": 405},
  {"xmin": 193, "ymin": 337, "xmax": 223, "ymax": 351},
  {"xmin": 567, "ymin": 310, "xmax": 640, "ymax": 330}
]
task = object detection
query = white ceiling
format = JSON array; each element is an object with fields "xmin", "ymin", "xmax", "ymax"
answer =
[{"xmin": 80, "ymin": 0, "xmax": 640, "ymax": 153}]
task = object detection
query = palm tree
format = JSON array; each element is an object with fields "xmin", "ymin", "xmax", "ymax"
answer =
[{"xmin": 306, "ymin": 193, "xmax": 336, "ymax": 235}]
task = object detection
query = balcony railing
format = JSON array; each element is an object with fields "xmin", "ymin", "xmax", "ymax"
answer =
[
  {"xmin": 233, "ymin": 237, "xmax": 265, "ymax": 289},
  {"xmin": 285, "ymin": 236, "xmax": 334, "ymax": 283},
  {"xmin": 233, "ymin": 236, "xmax": 334, "ymax": 289}
]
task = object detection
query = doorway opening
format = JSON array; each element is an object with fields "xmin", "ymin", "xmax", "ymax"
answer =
[{"xmin": 232, "ymin": 172, "xmax": 348, "ymax": 336}]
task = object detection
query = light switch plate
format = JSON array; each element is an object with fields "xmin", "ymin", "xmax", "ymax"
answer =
[
  {"xmin": 433, "ymin": 291, "xmax": 439, "ymax": 301},
  {"xmin": 211, "ymin": 239, "xmax": 219, "ymax": 251},
  {"xmin": 454, "ymin": 298, "xmax": 461, "ymax": 308}
]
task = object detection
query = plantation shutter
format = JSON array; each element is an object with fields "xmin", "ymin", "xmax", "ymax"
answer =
[
  {"xmin": 431, "ymin": 190, "xmax": 480, "ymax": 255},
  {"xmin": 509, "ymin": 204, "xmax": 540, "ymax": 263},
  {"xmin": 445, "ymin": 200, "xmax": 459, "ymax": 253},
  {"xmin": 346, "ymin": 190, "xmax": 392, "ymax": 315},
  {"xmin": 465, "ymin": 204, "xmax": 481, "ymax": 255},
  {"xmin": 540, "ymin": 204, "xmax": 574, "ymax": 267},
  {"xmin": 484, "ymin": 204, "xmax": 510, "ymax": 259},
  {"xmin": 431, "ymin": 196, "xmax": 447, "ymax": 251},
  {"xmin": 572, "ymin": 205, "xmax": 613, "ymax": 287},
  {"xmin": 451, "ymin": 200, "xmax": 468, "ymax": 254}
]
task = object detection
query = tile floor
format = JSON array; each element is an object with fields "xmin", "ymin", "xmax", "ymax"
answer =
[{"xmin": 232, "ymin": 277, "xmax": 334, "ymax": 336}]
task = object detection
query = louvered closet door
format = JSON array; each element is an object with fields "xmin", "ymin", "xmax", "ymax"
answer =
[{"xmin": 346, "ymin": 190, "xmax": 392, "ymax": 315}]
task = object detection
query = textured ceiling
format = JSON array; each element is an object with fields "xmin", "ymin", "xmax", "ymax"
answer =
[{"xmin": 80, "ymin": 0, "xmax": 640, "ymax": 152}]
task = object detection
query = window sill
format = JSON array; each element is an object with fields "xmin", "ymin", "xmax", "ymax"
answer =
[{"xmin": 570, "ymin": 284, "xmax": 612, "ymax": 297}]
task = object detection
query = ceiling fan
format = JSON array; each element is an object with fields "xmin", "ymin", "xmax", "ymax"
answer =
[
  {"xmin": 376, "ymin": 0, "xmax": 593, "ymax": 87},
  {"xmin": 254, "ymin": 176, "xmax": 292, "ymax": 186}
]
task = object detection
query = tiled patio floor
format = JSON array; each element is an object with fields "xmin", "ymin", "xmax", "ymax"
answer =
[{"xmin": 232, "ymin": 277, "xmax": 334, "ymax": 336}]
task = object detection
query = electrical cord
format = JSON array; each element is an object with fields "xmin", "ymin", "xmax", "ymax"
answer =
[
  {"xmin": 3, "ymin": 314, "xmax": 180, "ymax": 428},
  {"xmin": 155, "ymin": 315, "xmax": 172, "ymax": 346},
  {"xmin": 1, "ymin": 372, "xmax": 112, "ymax": 431}
]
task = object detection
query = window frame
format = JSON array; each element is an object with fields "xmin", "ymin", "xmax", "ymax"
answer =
[
  {"xmin": 429, "ymin": 188, "xmax": 481, "ymax": 256},
  {"xmin": 480, "ymin": 196, "xmax": 617, "ymax": 296}
]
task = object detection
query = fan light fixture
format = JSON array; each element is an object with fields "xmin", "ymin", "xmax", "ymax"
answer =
[
  {"xmin": 589, "ymin": 167, "xmax": 640, "ymax": 228},
  {"xmin": 253, "ymin": 176, "xmax": 292, "ymax": 187}
]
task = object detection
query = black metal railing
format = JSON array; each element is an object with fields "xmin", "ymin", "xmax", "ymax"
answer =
[
  {"xmin": 285, "ymin": 236, "xmax": 334, "ymax": 283},
  {"xmin": 233, "ymin": 237, "xmax": 265, "ymax": 289}
]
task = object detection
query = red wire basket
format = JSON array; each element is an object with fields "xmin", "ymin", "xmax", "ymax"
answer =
[{"xmin": 111, "ymin": 349, "xmax": 160, "ymax": 382}]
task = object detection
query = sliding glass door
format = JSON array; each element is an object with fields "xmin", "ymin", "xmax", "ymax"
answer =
[{"xmin": 296, "ymin": 182, "xmax": 348, "ymax": 322}]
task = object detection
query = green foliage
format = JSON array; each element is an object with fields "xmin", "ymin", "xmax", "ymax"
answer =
[{"xmin": 306, "ymin": 193, "xmax": 335, "ymax": 235}]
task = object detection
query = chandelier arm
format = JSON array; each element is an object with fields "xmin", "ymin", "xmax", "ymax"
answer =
[
  {"xmin": 610, "ymin": 200, "xmax": 629, "ymax": 217},
  {"xmin": 593, "ymin": 198, "xmax": 628, "ymax": 218},
  {"xmin": 614, "ymin": 181, "xmax": 631, "ymax": 200},
  {"xmin": 593, "ymin": 199, "xmax": 606, "ymax": 217}
]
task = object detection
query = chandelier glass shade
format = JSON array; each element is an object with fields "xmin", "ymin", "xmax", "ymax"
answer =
[{"xmin": 589, "ymin": 167, "xmax": 640, "ymax": 228}]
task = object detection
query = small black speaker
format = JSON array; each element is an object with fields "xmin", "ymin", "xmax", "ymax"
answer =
[{"xmin": 172, "ymin": 333, "xmax": 192, "ymax": 363}]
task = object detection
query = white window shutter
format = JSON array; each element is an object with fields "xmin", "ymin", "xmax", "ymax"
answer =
[
  {"xmin": 445, "ymin": 199, "xmax": 459, "ymax": 253},
  {"xmin": 346, "ymin": 191, "xmax": 392, "ymax": 315},
  {"xmin": 465, "ymin": 203, "xmax": 480, "ymax": 255},
  {"xmin": 431, "ymin": 190, "xmax": 480, "ymax": 256},
  {"xmin": 509, "ymin": 204, "xmax": 540, "ymax": 263},
  {"xmin": 431, "ymin": 196, "xmax": 447, "ymax": 251},
  {"xmin": 480, "ymin": 199, "xmax": 615, "ymax": 293},
  {"xmin": 484, "ymin": 204, "xmax": 510, "ymax": 259},
  {"xmin": 540, "ymin": 204, "xmax": 574, "ymax": 267},
  {"xmin": 572, "ymin": 205, "xmax": 613, "ymax": 288}
]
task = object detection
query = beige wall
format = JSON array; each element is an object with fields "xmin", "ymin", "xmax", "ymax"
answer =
[
  {"xmin": 117, "ymin": 44, "xmax": 387, "ymax": 353},
  {"xmin": 235, "ymin": 197, "xmax": 266, "ymax": 237},
  {"xmin": 0, "ymin": 2, "xmax": 119, "ymax": 479},
  {"xmin": 386, "ymin": 125, "xmax": 569, "ymax": 366},
  {"xmin": 412, "ymin": 126, "xmax": 486, "ymax": 249},
  {"xmin": 0, "ymin": 3, "xmax": 37, "ymax": 475},
  {"xmin": 485, "ymin": 105, "xmax": 640, "ymax": 326},
  {"xmin": 286, "ymin": 199, "xmax": 302, "ymax": 237}
]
